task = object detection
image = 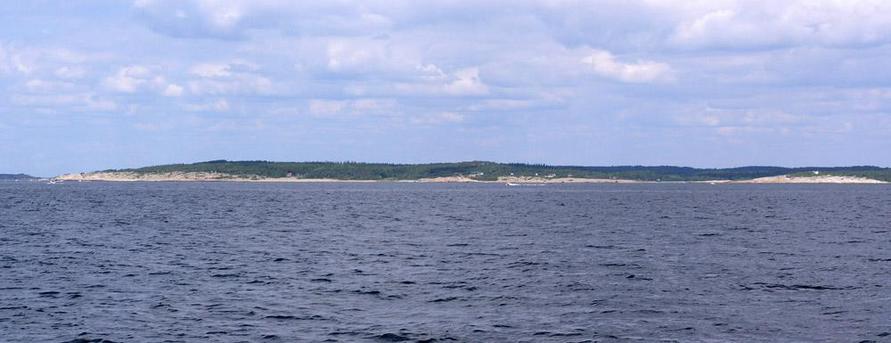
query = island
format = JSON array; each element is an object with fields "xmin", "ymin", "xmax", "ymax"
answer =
[
  {"xmin": 53, "ymin": 160, "xmax": 891, "ymax": 184},
  {"xmin": 0, "ymin": 174, "xmax": 38, "ymax": 181}
]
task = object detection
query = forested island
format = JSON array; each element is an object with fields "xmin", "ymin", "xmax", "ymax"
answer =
[
  {"xmin": 55, "ymin": 160, "xmax": 891, "ymax": 183},
  {"xmin": 0, "ymin": 174, "xmax": 37, "ymax": 181}
]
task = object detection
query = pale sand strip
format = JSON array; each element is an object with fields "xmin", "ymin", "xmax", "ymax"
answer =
[
  {"xmin": 496, "ymin": 176, "xmax": 639, "ymax": 184},
  {"xmin": 732, "ymin": 175, "xmax": 886, "ymax": 184},
  {"xmin": 56, "ymin": 172, "xmax": 374, "ymax": 183},
  {"xmin": 56, "ymin": 172, "xmax": 641, "ymax": 183}
]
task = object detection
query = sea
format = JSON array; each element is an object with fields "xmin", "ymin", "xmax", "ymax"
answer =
[{"xmin": 1, "ymin": 182, "xmax": 889, "ymax": 342}]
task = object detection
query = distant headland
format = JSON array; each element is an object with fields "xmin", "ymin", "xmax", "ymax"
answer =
[
  {"xmin": 0, "ymin": 174, "xmax": 38, "ymax": 181},
  {"xmin": 54, "ymin": 160, "xmax": 890, "ymax": 184}
]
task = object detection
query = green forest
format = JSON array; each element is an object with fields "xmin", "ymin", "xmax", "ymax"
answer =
[
  {"xmin": 107, "ymin": 160, "xmax": 891, "ymax": 182},
  {"xmin": 0, "ymin": 174, "xmax": 37, "ymax": 181}
]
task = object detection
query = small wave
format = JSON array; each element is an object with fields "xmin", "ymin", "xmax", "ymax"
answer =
[
  {"xmin": 429, "ymin": 296, "xmax": 461, "ymax": 303},
  {"xmin": 211, "ymin": 273, "xmax": 242, "ymax": 278},
  {"xmin": 265, "ymin": 314, "xmax": 325, "ymax": 320},
  {"xmin": 745, "ymin": 282, "xmax": 855, "ymax": 291},
  {"xmin": 372, "ymin": 333, "xmax": 411, "ymax": 342},
  {"xmin": 61, "ymin": 338, "xmax": 119, "ymax": 343}
]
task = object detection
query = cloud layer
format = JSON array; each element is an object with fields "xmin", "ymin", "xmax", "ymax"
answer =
[{"xmin": 2, "ymin": 1, "xmax": 891, "ymax": 175}]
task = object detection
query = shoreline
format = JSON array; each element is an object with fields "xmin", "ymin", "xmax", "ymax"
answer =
[
  {"xmin": 54, "ymin": 172, "xmax": 887, "ymax": 184},
  {"xmin": 54, "ymin": 172, "xmax": 644, "ymax": 184}
]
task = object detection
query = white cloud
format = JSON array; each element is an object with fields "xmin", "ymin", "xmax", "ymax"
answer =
[
  {"xmin": 0, "ymin": 44, "xmax": 8, "ymax": 74},
  {"xmin": 204, "ymin": 2, "xmax": 243, "ymax": 29},
  {"xmin": 351, "ymin": 98, "xmax": 389, "ymax": 112},
  {"xmin": 103, "ymin": 65, "xmax": 185, "ymax": 97},
  {"xmin": 162, "ymin": 84, "xmax": 184, "ymax": 97},
  {"xmin": 103, "ymin": 65, "xmax": 152, "ymax": 93},
  {"xmin": 307, "ymin": 98, "xmax": 397, "ymax": 117},
  {"xmin": 674, "ymin": 106, "xmax": 804, "ymax": 128},
  {"xmin": 665, "ymin": 1, "xmax": 891, "ymax": 49},
  {"xmin": 324, "ymin": 37, "xmax": 423, "ymax": 76},
  {"xmin": 308, "ymin": 99, "xmax": 345, "ymax": 116},
  {"xmin": 11, "ymin": 93, "xmax": 117, "ymax": 112},
  {"xmin": 326, "ymin": 40, "xmax": 376, "ymax": 72},
  {"xmin": 417, "ymin": 63, "xmax": 447, "ymax": 81},
  {"xmin": 85, "ymin": 97, "xmax": 119, "ymax": 111},
  {"xmin": 412, "ymin": 111, "xmax": 465, "ymax": 125},
  {"xmin": 131, "ymin": 1, "xmax": 891, "ymax": 51},
  {"xmin": 190, "ymin": 63, "xmax": 233, "ymax": 78},
  {"xmin": 212, "ymin": 98, "xmax": 231, "ymax": 111},
  {"xmin": 185, "ymin": 98, "xmax": 230, "ymax": 112},
  {"xmin": 187, "ymin": 76, "xmax": 272, "ymax": 95},
  {"xmin": 24, "ymin": 79, "xmax": 77, "ymax": 93},
  {"xmin": 187, "ymin": 61, "xmax": 272, "ymax": 95},
  {"xmin": 390, "ymin": 67, "xmax": 490, "ymax": 96},
  {"xmin": 444, "ymin": 68, "xmax": 489, "ymax": 95},
  {"xmin": 581, "ymin": 49, "xmax": 674, "ymax": 83},
  {"xmin": 467, "ymin": 99, "xmax": 545, "ymax": 112},
  {"xmin": 0, "ymin": 43, "xmax": 34, "ymax": 74},
  {"xmin": 54, "ymin": 66, "xmax": 87, "ymax": 79},
  {"xmin": 134, "ymin": 1, "xmax": 393, "ymax": 39}
]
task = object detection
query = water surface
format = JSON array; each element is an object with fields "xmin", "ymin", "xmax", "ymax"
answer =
[{"xmin": 1, "ymin": 182, "xmax": 889, "ymax": 342}]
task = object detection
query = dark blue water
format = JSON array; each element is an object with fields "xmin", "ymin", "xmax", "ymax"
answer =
[{"xmin": 1, "ymin": 182, "xmax": 889, "ymax": 342}]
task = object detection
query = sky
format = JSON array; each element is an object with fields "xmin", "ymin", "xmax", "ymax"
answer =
[{"xmin": 2, "ymin": 0, "xmax": 891, "ymax": 176}]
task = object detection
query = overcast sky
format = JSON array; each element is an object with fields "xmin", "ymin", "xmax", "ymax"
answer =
[{"xmin": 2, "ymin": 1, "xmax": 891, "ymax": 175}]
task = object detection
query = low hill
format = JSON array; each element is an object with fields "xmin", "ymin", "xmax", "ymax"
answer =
[
  {"xmin": 0, "ymin": 174, "xmax": 38, "ymax": 181},
  {"xmin": 65, "ymin": 160, "xmax": 891, "ymax": 182}
]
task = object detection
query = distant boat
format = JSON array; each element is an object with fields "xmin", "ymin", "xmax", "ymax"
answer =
[{"xmin": 506, "ymin": 182, "xmax": 545, "ymax": 187}]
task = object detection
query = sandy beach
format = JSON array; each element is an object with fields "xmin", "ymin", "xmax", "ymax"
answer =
[
  {"xmin": 56, "ymin": 172, "xmax": 644, "ymax": 183},
  {"xmin": 56, "ymin": 172, "xmax": 376, "ymax": 183},
  {"xmin": 731, "ymin": 175, "xmax": 886, "ymax": 184}
]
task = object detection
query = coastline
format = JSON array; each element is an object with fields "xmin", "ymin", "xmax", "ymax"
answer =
[
  {"xmin": 729, "ymin": 175, "xmax": 886, "ymax": 184},
  {"xmin": 55, "ymin": 172, "xmax": 644, "ymax": 184},
  {"xmin": 54, "ymin": 172, "xmax": 887, "ymax": 184}
]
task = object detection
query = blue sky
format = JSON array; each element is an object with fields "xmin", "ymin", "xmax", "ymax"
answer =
[{"xmin": 2, "ymin": 1, "xmax": 891, "ymax": 176}]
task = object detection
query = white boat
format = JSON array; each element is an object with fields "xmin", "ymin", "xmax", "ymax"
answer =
[{"xmin": 506, "ymin": 182, "xmax": 545, "ymax": 186}]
